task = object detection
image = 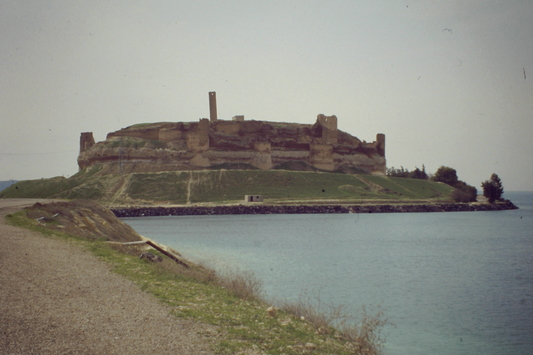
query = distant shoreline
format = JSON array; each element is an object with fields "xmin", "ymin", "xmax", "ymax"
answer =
[{"xmin": 112, "ymin": 200, "xmax": 518, "ymax": 217}]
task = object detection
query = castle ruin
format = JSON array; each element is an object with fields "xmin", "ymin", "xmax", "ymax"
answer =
[{"xmin": 78, "ymin": 92, "xmax": 386, "ymax": 175}]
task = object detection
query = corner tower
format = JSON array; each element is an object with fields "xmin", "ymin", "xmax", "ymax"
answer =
[{"xmin": 79, "ymin": 132, "xmax": 95, "ymax": 153}]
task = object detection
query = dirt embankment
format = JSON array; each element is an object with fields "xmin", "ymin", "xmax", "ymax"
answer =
[
  {"xmin": 23, "ymin": 199, "xmax": 143, "ymax": 242},
  {"xmin": 0, "ymin": 199, "xmax": 216, "ymax": 354}
]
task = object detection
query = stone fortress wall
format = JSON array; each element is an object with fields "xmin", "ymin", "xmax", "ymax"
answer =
[{"xmin": 78, "ymin": 92, "xmax": 386, "ymax": 175}]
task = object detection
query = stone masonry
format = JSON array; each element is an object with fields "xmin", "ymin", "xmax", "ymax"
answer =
[{"xmin": 78, "ymin": 93, "xmax": 385, "ymax": 175}]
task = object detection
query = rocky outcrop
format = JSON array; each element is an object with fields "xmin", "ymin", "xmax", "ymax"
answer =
[{"xmin": 78, "ymin": 115, "xmax": 386, "ymax": 175}]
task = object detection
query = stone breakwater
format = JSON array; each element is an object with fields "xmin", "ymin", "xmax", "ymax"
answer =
[{"xmin": 112, "ymin": 201, "xmax": 518, "ymax": 217}]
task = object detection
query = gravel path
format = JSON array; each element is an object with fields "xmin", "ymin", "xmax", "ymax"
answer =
[{"xmin": 0, "ymin": 199, "xmax": 216, "ymax": 355}]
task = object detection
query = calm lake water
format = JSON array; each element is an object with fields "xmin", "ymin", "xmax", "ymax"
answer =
[{"xmin": 123, "ymin": 191, "xmax": 533, "ymax": 355}]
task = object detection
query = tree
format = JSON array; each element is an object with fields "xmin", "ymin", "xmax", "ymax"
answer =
[
  {"xmin": 387, "ymin": 166, "xmax": 409, "ymax": 178},
  {"xmin": 433, "ymin": 166, "xmax": 458, "ymax": 186},
  {"xmin": 386, "ymin": 165, "xmax": 428, "ymax": 179},
  {"xmin": 481, "ymin": 173, "xmax": 504, "ymax": 203},
  {"xmin": 410, "ymin": 166, "xmax": 428, "ymax": 180},
  {"xmin": 432, "ymin": 166, "xmax": 476, "ymax": 202}
]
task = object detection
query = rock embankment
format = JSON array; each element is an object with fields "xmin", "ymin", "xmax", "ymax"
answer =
[{"xmin": 112, "ymin": 200, "xmax": 518, "ymax": 217}]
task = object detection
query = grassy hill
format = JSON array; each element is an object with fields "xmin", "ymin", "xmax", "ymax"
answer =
[
  {"xmin": 0, "ymin": 166, "xmax": 454, "ymax": 205},
  {"xmin": 0, "ymin": 180, "xmax": 17, "ymax": 192}
]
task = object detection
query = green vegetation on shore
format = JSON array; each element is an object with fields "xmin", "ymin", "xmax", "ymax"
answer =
[
  {"xmin": 0, "ymin": 166, "xmax": 454, "ymax": 205},
  {"xmin": 6, "ymin": 203, "xmax": 388, "ymax": 354},
  {"xmin": 481, "ymin": 173, "xmax": 504, "ymax": 203}
]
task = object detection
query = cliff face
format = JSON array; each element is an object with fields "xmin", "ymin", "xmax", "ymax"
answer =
[{"xmin": 78, "ymin": 115, "xmax": 386, "ymax": 175}]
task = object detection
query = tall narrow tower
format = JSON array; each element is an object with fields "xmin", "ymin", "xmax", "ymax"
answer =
[
  {"xmin": 209, "ymin": 91, "xmax": 217, "ymax": 122},
  {"xmin": 79, "ymin": 132, "xmax": 95, "ymax": 153}
]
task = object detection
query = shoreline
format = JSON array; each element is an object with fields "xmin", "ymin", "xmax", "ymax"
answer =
[{"xmin": 112, "ymin": 200, "xmax": 518, "ymax": 217}]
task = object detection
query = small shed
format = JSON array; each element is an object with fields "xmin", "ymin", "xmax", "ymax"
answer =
[{"xmin": 244, "ymin": 195, "xmax": 264, "ymax": 202}]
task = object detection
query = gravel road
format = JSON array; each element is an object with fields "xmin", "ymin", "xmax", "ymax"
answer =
[{"xmin": 0, "ymin": 199, "xmax": 216, "ymax": 355}]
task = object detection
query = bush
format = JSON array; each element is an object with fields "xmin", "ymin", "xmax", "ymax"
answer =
[
  {"xmin": 216, "ymin": 268, "xmax": 263, "ymax": 301},
  {"xmin": 452, "ymin": 184, "xmax": 477, "ymax": 202},
  {"xmin": 431, "ymin": 166, "xmax": 477, "ymax": 202}
]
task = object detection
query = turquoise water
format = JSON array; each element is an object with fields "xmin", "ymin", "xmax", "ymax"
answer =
[{"xmin": 123, "ymin": 192, "xmax": 533, "ymax": 355}]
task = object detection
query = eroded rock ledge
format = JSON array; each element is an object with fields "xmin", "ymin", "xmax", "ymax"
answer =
[{"xmin": 112, "ymin": 200, "xmax": 518, "ymax": 218}]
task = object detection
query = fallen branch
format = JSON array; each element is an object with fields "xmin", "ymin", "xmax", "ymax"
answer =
[{"xmin": 106, "ymin": 241, "xmax": 147, "ymax": 245}]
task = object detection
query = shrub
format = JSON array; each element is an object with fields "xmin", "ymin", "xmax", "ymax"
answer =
[
  {"xmin": 339, "ymin": 306, "xmax": 389, "ymax": 355},
  {"xmin": 452, "ymin": 183, "xmax": 477, "ymax": 202},
  {"xmin": 216, "ymin": 268, "xmax": 263, "ymax": 301},
  {"xmin": 431, "ymin": 166, "xmax": 477, "ymax": 202}
]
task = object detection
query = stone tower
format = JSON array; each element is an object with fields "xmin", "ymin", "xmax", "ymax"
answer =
[
  {"xmin": 209, "ymin": 91, "xmax": 217, "ymax": 122},
  {"xmin": 79, "ymin": 132, "xmax": 95, "ymax": 153},
  {"xmin": 376, "ymin": 133, "xmax": 385, "ymax": 156},
  {"xmin": 316, "ymin": 114, "xmax": 338, "ymax": 144}
]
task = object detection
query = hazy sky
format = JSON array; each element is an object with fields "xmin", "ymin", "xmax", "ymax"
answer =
[{"xmin": 1, "ymin": 1, "xmax": 532, "ymax": 191}]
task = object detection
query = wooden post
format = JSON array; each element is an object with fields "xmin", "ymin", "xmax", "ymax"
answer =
[{"xmin": 145, "ymin": 241, "xmax": 190, "ymax": 268}]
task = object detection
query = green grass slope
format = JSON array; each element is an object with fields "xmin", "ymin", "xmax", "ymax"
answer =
[{"xmin": 0, "ymin": 166, "xmax": 454, "ymax": 205}]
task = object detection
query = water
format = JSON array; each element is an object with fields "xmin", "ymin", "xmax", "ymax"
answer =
[{"xmin": 123, "ymin": 191, "xmax": 533, "ymax": 355}]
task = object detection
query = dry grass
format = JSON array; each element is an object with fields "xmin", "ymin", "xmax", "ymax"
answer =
[
  {"xmin": 280, "ymin": 295, "xmax": 334, "ymax": 332},
  {"xmin": 280, "ymin": 295, "xmax": 389, "ymax": 355},
  {"xmin": 215, "ymin": 268, "xmax": 263, "ymax": 301},
  {"xmin": 337, "ymin": 306, "xmax": 389, "ymax": 355}
]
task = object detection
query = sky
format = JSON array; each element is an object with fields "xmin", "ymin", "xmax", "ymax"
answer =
[{"xmin": 1, "ymin": 0, "xmax": 532, "ymax": 191}]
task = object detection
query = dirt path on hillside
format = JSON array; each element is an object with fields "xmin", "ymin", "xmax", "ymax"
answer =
[{"xmin": 0, "ymin": 199, "xmax": 216, "ymax": 355}]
